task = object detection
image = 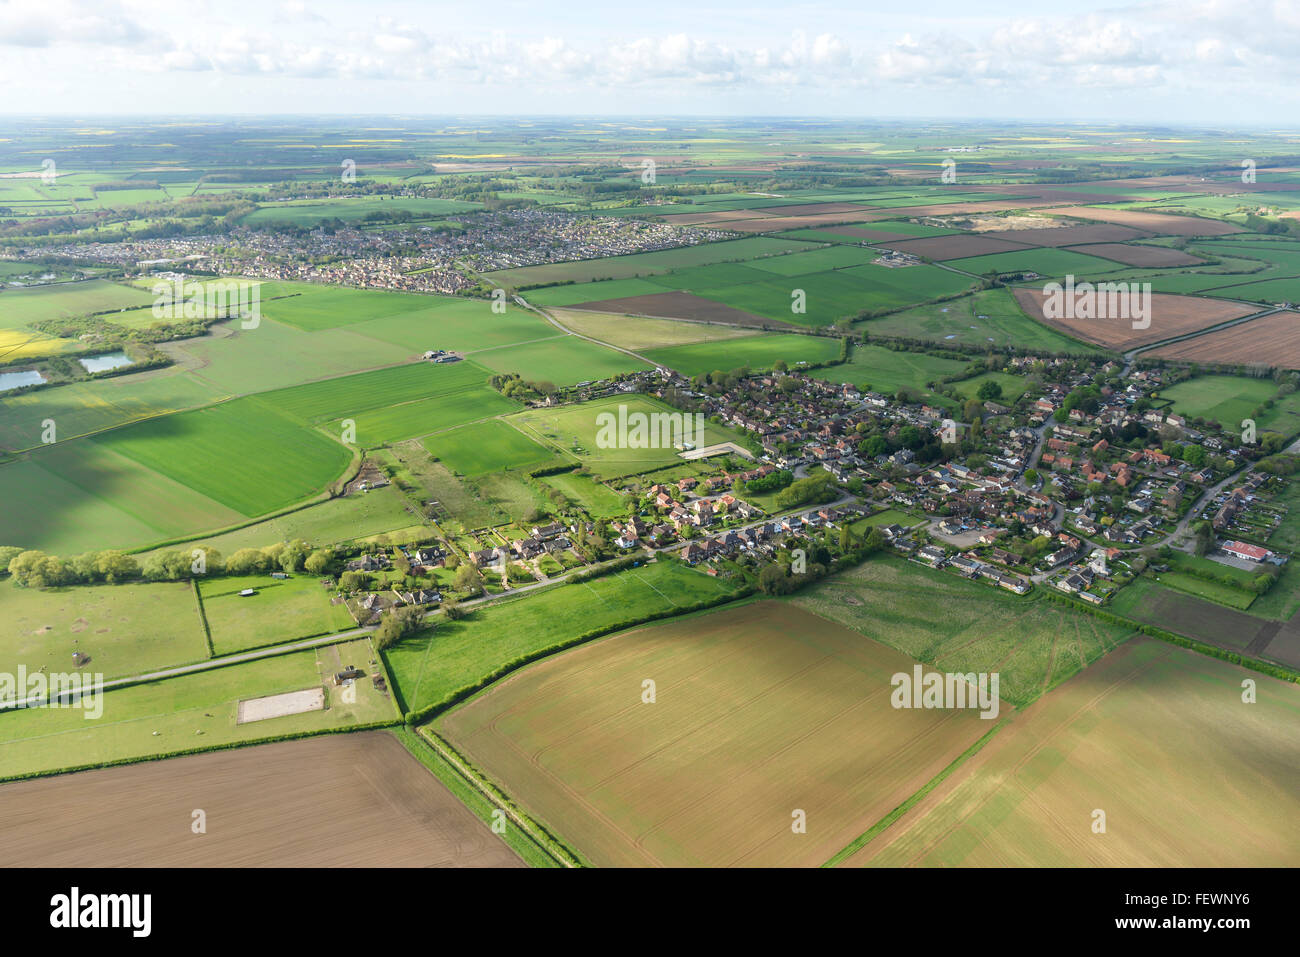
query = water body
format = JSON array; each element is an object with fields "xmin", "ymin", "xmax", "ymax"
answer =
[
  {"xmin": 0, "ymin": 370, "xmax": 46, "ymax": 392},
  {"xmin": 78, "ymin": 351, "xmax": 133, "ymax": 374}
]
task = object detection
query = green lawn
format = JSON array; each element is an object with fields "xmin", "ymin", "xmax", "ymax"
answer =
[
  {"xmin": 423, "ymin": 419, "xmax": 558, "ymax": 476},
  {"xmin": 199, "ymin": 574, "xmax": 357, "ymax": 655}
]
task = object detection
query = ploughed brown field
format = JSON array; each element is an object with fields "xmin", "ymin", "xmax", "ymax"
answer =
[
  {"xmin": 882, "ymin": 234, "xmax": 1032, "ymax": 261},
  {"xmin": 817, "ymin": 224, "xmax": 941, "ymax": 243},
  {"xmin": 981, "ymin": 223, "xmax": 1151, "ymax": 246},
  {"xmin": 438, "ymin": 601, "xmax": 993, "ymax": 867},
  {"xmin": 658, "ymin": 209, "xmax": 773, "ymax": 226},
  {"xmin": 1148, "ymin": 309, "xmax": 1300, "ymax": 370},
  {"xmin": 1047, "ymin": 206, "xmax": 1243, "ymax": 236},
  {"xmin": 0, "ymin": 732, "xmax": 521, "ymax": 867},
  {"xmin": 751, "ymin": 202, "xmax": 879, "ymax": 216},
  {"xmin": 851, "ymin": 639, "xmax": 1300, "ymax": 867},
  {"xmin": 721, "ymin": 211, "xmax": 890, "ymax": 232},
  {"xmin": 1069, "ymin": 243, "xmax": 1205, "ymax": 267},
  {"xmin": 566, "ymin": 290, "xmax": 789, "ymax": 328},
  {"xmin": 1013, "ymin": 287, "xmax": 1257, "ymax": 350}
]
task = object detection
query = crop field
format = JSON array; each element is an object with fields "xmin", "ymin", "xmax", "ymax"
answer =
[
  {"xmin": 438, "ymin": 601, "xmax": 992, "ymax": 867},
  {"xmin": 981, "ymin": 223, "xmax": 1151, "ymax": 246},
  {"xmin": 422, "ymin": 419, "xmax": 557, "ymax": 476},
  {"xmin": 776, "ymin": 221, "xmax": 959, "ymax": 244},
  {"xmin": 1046, "ymin": 207, "xmax": 1243, "ymax": 236},
  {"xmin": 0, "ymin": 580, "xmax": 208, "ymax": 681},
  {"xmin": 199, "ymin": 574, "xmax": 356, "ymax": 656},
  {"xmin": 252, "ymin": 282, "xmax": 448, "ymax": 332},
  {"xmin": 0, "ymin": 637, "xmax": 396, "ymax": 780},
  {"xmin": 508, "ymin": 395, "xmax": 741, "ymax": 479},
  {"xmin": 470, "ymin": 334, "xmax": 652, "ymax": 385},
  {"xmin": 350, "ymin": 299, "xmax": 553, "ymax": 353},
  {"xmin": 0, "ymin": 732, "xmax": 521, "ymax": 867},
  {"xmin": 947, "ymin": 247, "xmax": 1120, "ymax": 278},
  {"xmin": 100, "ymin": 397, "xmax": 353, "ymax": 517},
  {"xmin": 546, "ymin": 308, "xmax": 760, "ymax": 351},
  {"xmin": 792, "ymin": 558, "xmax": 1136, "ymax": 707},
  {"xmin": 644, "ymin": 333, "xmax": 842, "ymax": 376},
  {"xmin": 809, "ymin": 343, "xmax": 967, "ymax": 398},
  {"xmin": 383, "ymin": 559, "xmax": 740, "ymax": 715},
  {"xmin": 882, "ymin": 234, "xmax": 1031, "ymax": 261},
  {"xmin": 854, "ymin": 638, "xmax": 1300, "ymax": 866},
  {"xmin": 1070, "ymin": 243, "xmax": 1205, "ymax": 267},
  {"xmin": 1013, "ymin": 288, "xmax": 1256, "ymax": 350},
  {"xmin": 325, "ymin": 387, "xmax": 518, "ymax": 446},
  {"xmin": 241, "ymin": 196, "xmax": 480, "ymax": 227},
  {"xmin": 558, "ymin": 290, "xmax": 779, "ymax": 328},
  {"xmin": 1148, "ymin": 310, "xmax": 1300, "ymax": 368},
  {"xmin": 0, "ymin": 440, "xmax": 247, "ymax": 553},
  {"xmin": 0, "ymin": 279, "xmax": 155, "ymax": 327},
  {"xmin": 484, "ymin": 236, "xmax": 813, "ymax": 286}
]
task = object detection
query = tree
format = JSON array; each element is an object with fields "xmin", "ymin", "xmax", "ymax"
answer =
[
  {"xmin": 976, "ymin": 380, "xmax": 1003, "ymax": 401},
  {"xmin": 374, "ymin": 605, "xmax": 426, "ymax": 650},
  {"xmin": 1192, "ymin": 521, "xmax": 1215, "ymax": 557},
  {"xmin": 0, "ymin": 545, "xmax": 24, "ymax": 574},
  {"xmin": 304, "ymin": 548, "xmax": 335, "ymax": 576}
]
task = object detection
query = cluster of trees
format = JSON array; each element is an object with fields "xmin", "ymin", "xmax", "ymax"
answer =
[
  {"xmin": 774, "ymin": 472, "xmax": 839, "ymax": 510},
  {"xmin": 487, "ymin": 372, "xmax": 557, "ymax": 400},
  {"xmin": 740, "ymin": 469, "xmax": 793, "ymax": 495},
  {"xmin": 2, "ymin": 540, "xmax": 338, "ymax": 588}
]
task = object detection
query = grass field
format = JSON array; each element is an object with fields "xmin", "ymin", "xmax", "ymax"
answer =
[
  {"xmin": 351, "ymin": 299, "xmax": 553, "ymax": 353},
  {"xmin": 946, "ymin": 246, "xmax": 1121, "ymax": 279},
  {"xmin": 0, "ymin": 637, "xmax": 396, "ymax": 779},
  {"xmin": 954, "ymin": 371, "xmax": 1030, "ymax": 402},
  {"xmin": 853, "ymin": 638, "xmax": 1300, "ymax": 866},
  {"xmin": 1150, "ymin": 570, "xmax": 1255, "ymax": 609},
  {"xmin": 242, "ymin": 196, "xmax": 479, "ymax": 228},
  {"xmin": 0, "ymin": 279, "xmax": 155, "ymax": 327},
  {"xmin": 422, "ymin": 419, "xmax": 557, "ymax": 476},
  {"xmin": 252, "ymin": 282, "xmax": 447, "ymax": 332},
  {"xmin": 438, "ymin": 600, "xmax": 992, "ymax": 867},
  {"xmin": 469, "ymin": 335, "xmax": 651, "ymax": 385},
  {"xmin": 792, "ymin": 557, "xmax": 1136, "ymax": 707},
  {"xmin": 0, "ymin": 579, "xmax": 208, "ymax": 681},
  {"xmin": 507, "ymin": 395, "xmax": 742, "ymax": 480},
  {"xmin": 539, "ymin": 470, "xmax": 626, "ymax": 517},
  {"xmin": 199, "ymin": 574, "xmax": 356, "ymax": 656},
  {"xmin": 383, "ymin": 559, "xmax": 740, "ymax": 716},
  {"xmin": 810, "ymin": 344, "xmax": 968, "ymax": 400},
  {"xmin": 861, "ymin": 287, "xmax": 1104, "ymax": 352},
  {"xmin": 1158, "ymin": 374, "xmax": 1300, "ymax": 435},
  {"xmin": 644, "ymin": 333, "xmax": 842, "ymax": 376}
]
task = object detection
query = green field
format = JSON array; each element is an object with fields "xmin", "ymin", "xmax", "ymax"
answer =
[
  {"xmin": 486, "ymin": 236, "xmax": 816, "ymax": 287},
  {"xmin": 1159, "ymin": 375, "xmax": 1300, "ymax": 435},
  {"xmin": 422, "ymin": 419, "xmax": 556, "ymax": 476},
  {"xmin": 0, "ymin": 279, "xmax": 155, "ymax": 328},
  {"xmin": 383, "ymin": 559, "xmax": 740, "ymax": 715},
  {"xmin": 0, "ymin": 579, "xmax": 208, "ymax": 681},
  {"xmin": 242, "ymin": 196, "xmax": 479, "ymax": 227},
  {"xmin": 540, "ymin": 470, "xmax": 627, "ymax": 517},
  {"xmin": 470, "ymin": 335, "xmax": 651, "ymax": 385},
  {"xmin": 947, "ymin": 247, "xmax": 1121, "ymax": 279},
  {"xmin": 1150, "ymin": 570, "xmax": 1256, "ymax": 610},
  {"xmin": 199, "ymin": 574, "xmax": 356, "ymax": 656},
  {"xmin": 954, "ymin": 371, "xmax": 1030, "ymax": 403},
  {"xmin": 252, "ymin": 282, "xmax": 449, "ymax": 332},
  {"xmin": 792, "ymin": 557, "xmax": 1135, "ymax": 707},
  {"xmin": 0, "ymin": 638, "xmax": 396, "ymax": 780},
  {"xmin": 350, "ymin": 299, "xmax": 554, "ymax": 353},
  {"xmin": 810, "ymin": 344, "xmax": 969, "ymax": 399},
  {"xmin": 860, "ymin": 287, "xmax": 1104, "ymax": 352},
  {"xmin": 508, "ymin": 395, "xmax": 743, "ymax": 480},
  {"xmin": 100, "ymin": 397, "xmax": 353, "ymax": 517},
  {"xmin": 644, "ymin": 333, "xmax": 842, "ymax": 377}
]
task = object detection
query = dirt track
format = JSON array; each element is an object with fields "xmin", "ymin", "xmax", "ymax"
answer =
[{"xmin": 0, "ymin": 732, "xmax": 522, "ymax": 867}]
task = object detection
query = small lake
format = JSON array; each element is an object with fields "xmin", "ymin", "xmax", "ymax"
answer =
[
  {"xmin": 0, "ymin": 370, "xmax": 46, "ymax": 392},
  {"xmin": 78, "ymin": 352, "xmax": 133, "ymax": 374}
]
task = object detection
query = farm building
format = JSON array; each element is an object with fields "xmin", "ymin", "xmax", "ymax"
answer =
[{"xmin": 1221, "ymin": 541, "xmax": 1270, "ymax": 562}]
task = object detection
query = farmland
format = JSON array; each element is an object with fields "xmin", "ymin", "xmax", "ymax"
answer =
[
  {"xmin": 0, "ymin": 638, "xmax": 396, "ymax": 780},
  {"xmin": 439, "ymin": 601, "xmax": 992, "ymax": 867},
  {"xmin": 791, "ymin": 558, "xmax": 1136, "ymax": 708},
  {"xmin": 0, "ymin": 579, "xmax": 208, "ymax": 680},
  {"xmin": 809, "ymin": 344, "xmax": 968, "ymax": 399},
  {"xmin": 383, "ymin": 559, "xmax": 741, "ymax": 716},
  {"xmin": 507, "ymin": 394, "xmax": 744, "ymax": 479},
  {"xmin": 861, "ymin": 288, "xmax": 1103, "ymax": 352},
  {"xmin": 422, "ymin": 419, "xmax": 557, "ymax": 476},
  {"xmin": 470, "ymin": 335, "xmax": 651, "ymax": 385},
  {"xmin": 1013, "ymin": 288, "xmax": 1257, "ymax": 351},
  {"xmin": 546, "ymin": 308, "xmax": 761, "ymax": 352},
  {"xmin": 0, "ymin": 732, "xmax": 522, "ymax": 867},
  {"xmin": 198, "ymin": 574, "xmax": 355, "ymax": 656},
  {"xmin": 1149, "ymin": 310, "xmax": 1300, "ymax": 369},
  {"xmin": 853, "ymin": 639, "xmax": 1300, "ymax": 866},
  {"xmin": 644, "ymin": 333, "xmax": 842, "ymax": 377}
]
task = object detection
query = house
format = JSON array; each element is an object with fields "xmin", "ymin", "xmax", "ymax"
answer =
[
  {"xmin": 1222, "ymin": 540, "xmax": 1270, "ymax": 562},
  {"xmin": 681, "ymin": 543, "xmax": 705, "ymax": 565},
  {"xmin": 918, "ymin": 545, "xmax": 947, "ymax": 566},
  {"xmin": 532, "ymin": 523, "xmax": 565, "ymax": 540}
]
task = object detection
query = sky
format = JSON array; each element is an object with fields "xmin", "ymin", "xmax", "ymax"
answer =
[{"xmin": 2, "ymin": 0, "xmax": 1299, "ymax": 124}]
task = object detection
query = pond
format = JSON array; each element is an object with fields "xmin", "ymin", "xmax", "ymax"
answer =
[
  {"xmin": 0, "ymin": 370, "xmax": 46, "ymax": 392},
  {"xmin": 78, "ymin": 351, "xmax": 134, "ymax": 374}
]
